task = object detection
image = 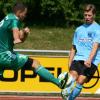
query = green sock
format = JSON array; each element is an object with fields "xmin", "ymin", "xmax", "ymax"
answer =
[{"xmin": 35, "ymin": 66, "xmax": 60, "ymax": 87}]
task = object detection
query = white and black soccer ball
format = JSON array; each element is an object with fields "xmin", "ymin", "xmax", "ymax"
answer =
[
  {"xmin": 58, "ymin": 72, "xmax": 68, "ymax": 81},
  {"xmin": 58, "ymin": 72, "xmax": 73, "ymax": 87}
]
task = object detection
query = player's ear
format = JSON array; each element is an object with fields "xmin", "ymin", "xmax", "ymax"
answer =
[{"xmin": 92, "ymin": 11, "xmax": 96, "ymax": 18}]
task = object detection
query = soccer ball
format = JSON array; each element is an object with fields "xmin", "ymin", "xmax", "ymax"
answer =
[
  {"xmin": 58, "ymin": 72, "xmax": 72, "ymax": 87},
  {"xmin": 58, "ymin": 72, "xmax": 68, "ymax": 81}
]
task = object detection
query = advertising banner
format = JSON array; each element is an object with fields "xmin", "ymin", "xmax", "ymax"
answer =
[{"xmin": 0, "ymin": 56, "xmax": 100, "ymax": 94}]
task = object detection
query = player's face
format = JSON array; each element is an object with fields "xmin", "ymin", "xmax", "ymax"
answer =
[
  {"xmin": 18, "ymin": 8, "xmax": 27, "ymax": 21},
  {"xmin": 84, "ymin": 10, "xmax": 95, "ymax": 24}
]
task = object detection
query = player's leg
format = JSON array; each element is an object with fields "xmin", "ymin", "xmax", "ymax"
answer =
[
  {"xmin": 61, "ymin": 60, "xmax": 85, "ymax": 99},
  {"xmin": 0, "ymin": 51, "xmax": 68, "ymax": 89},
  {"xmin": 61, "ymin": 70, "xmax": 78, "ymax": 100},
  {"xmin": 61, "ymin": 60, "xmax": 79, "ymax": 99},
  {"xmin": 68, "ymin": 62, "xmax": 97, "ymax": 100},
  {"xmin": 68, "ymin": 75, "xmax": 85, "ymax": 100},
  {"xmin": 14, "ymin": 53, "xmax": 68, "ymax": 89},
  {"xmin": 30, "ymin": 58, "xmax": 68, "ymax": 89}
]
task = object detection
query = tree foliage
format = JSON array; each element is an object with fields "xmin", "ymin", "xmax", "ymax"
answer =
[
  {"xmin": 0, "ymin": 0, "xmax": 100, "ymax": 26},
  {"xmin": 41, "ymin": 0, "xmax": 79, "ymax": 20}
]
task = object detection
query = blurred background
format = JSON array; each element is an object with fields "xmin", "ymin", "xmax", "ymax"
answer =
[{"xmin": 0, "ymin": 0, "xmax": 100, "ymax": 50}]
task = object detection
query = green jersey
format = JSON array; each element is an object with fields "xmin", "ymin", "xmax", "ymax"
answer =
[
  {"xmin": 0, "ymin": 13, "xmax": 28, "ymax": 73},
  {"xmin": 0, "ymin": 13, "xmax": 21, "ymax": 52}
]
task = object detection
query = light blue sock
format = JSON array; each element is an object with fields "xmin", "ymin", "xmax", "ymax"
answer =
[
  {"xmin": 68, "ymin": 83, "xmax": 83, "ymax": 100},
  {"xmin": 35, "ymin": 66, "xmax": 61, "ymax": 87},
  {"xmin": 64, "ymin": 75, "xmax": 75, "ymax": 94},
  {"xmin": 66, "ymin": 80, "xmax": 75, "ymax": 94}
]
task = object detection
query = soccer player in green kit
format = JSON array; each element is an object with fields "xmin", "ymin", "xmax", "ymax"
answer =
[{"xmin": 0, "ymin": 2, "xmax": 68, "ymax": 89}]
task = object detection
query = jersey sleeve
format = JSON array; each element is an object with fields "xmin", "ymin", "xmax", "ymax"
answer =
[
  {"xmin": 93, "ymin": 30, "xmax": 100, "ymax": 43},
  {"xmin": 72, "ymin": 29, "xmax": 77, "ymax": 45},
  {"xmin": 11, "ymin": 19, "xmax": 19, "ymax": 29}
]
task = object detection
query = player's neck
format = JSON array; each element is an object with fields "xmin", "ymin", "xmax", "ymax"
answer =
[{"xmin": 85, "ymin": 20, "xmax": 95, "ymax": 25}]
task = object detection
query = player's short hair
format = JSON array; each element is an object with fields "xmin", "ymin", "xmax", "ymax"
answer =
[
  {"xmin": 12, "ymin": 2, "xmax": 27, "ymax": 13},
  {"xmin": 84, "ymin": 4, "xmax": 96, "ymax": 14}
]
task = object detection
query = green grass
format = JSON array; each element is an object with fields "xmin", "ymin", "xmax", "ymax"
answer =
[{"xmin": 14, "ymin": 26, "xmax": 75, "ymax": 50}]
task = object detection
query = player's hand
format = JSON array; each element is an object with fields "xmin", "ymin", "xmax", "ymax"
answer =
[
  {"xmin": 84, "ymin": 60, "xmax": 91, "ymax": 68},
  {"xmin": 19, "ymin": 27, "xmax": 30, "ymax": 42}
]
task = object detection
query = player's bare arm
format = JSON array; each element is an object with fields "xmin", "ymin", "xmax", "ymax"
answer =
[
  {"xmin": 84, "ymin": 42, "xmax": 99, "ymax": 67},
  {"xmin": 13, "ymin": 27, "xmax": 30, "ymax": 44},
  {"xmin": 69, "ymin": 45, "xmax": 76, "ymax": 68},
  {"xmin": 20, "ymin": 27, "xmax": 30, "ymax": 41}
]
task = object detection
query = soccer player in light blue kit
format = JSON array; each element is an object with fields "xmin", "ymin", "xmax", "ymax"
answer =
[
  {"xmin": 0, "ymin": 2, "xmax": 68, "ymax": 89},
  {"xmin": 61, "ymin": 4, "xmax": 100, "ymax": 100}
]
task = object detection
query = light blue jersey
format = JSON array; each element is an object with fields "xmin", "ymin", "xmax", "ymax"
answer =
[{"xmin": 73, "ymin": 22, "xmax": 100, "ymax": 66}]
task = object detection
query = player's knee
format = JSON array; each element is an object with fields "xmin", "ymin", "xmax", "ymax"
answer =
[
  {"xmin": 69, "ymin": 71, "xmax": 78, "ymax": 80},
  {"xmin": 77, "ymin": 76, "xmax": 87, "ymax": 84},
  {"xmin": 32, "ymin": 59, "xmax": 41, "ymax": 69},
  {"xmin": 76, "ymin": 79, "xmax": 85, "ymax": 85}
]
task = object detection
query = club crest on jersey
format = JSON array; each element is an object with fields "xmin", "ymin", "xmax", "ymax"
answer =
[{"xmin": 88, "ymin": 32, "xmax": 93, "ymax": 38}]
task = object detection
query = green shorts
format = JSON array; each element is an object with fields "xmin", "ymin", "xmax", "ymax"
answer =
[{"xmin": 0, "ymin": 51, "xmax": 28, "ymax": 74}]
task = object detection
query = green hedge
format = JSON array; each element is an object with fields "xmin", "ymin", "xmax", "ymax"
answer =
[{"xmin": 0, "ymin": 0, "xmax": 100, "ymax": 26}]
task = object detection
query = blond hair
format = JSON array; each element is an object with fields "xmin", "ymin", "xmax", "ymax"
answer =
[{"xmin": 84, "ymin": 4, "xmax": 96, "ymax": 14}]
